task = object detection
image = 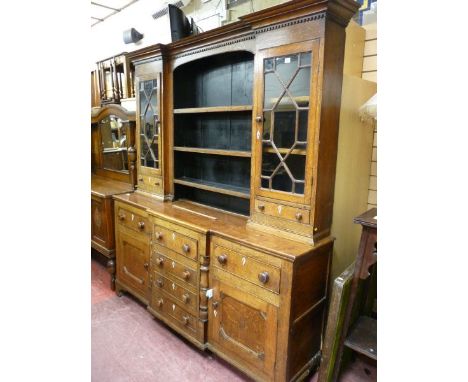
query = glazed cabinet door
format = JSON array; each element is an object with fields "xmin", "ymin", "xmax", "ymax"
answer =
[
  {"xmin": 209, "ymin": 277, "xmax": 278, "ymax": 379},
  {"xmin": 116, "ymin": 228, "xmax": 150, "ymax": 299},
  {"xmin": 253, "ymin": 40, "xmax": 321, "ymax": 205},
  {"xmin": 136, "ymin": 74, "xmax": 163, "ymax": 185}
]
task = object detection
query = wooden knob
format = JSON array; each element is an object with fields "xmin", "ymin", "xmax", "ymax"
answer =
[
  {"xmin": 155, "ymin": 182, "xmax": 160, "ymax": 186},
  {"xmin": 138, "ymin": 221, "xmax": 145, "ymax": 229},
  {"xmin": 139, "ymin": 177, "xmax": 144, "ymax": 182},
  {"xmin": 118, "ymin": 213, "xmax": 125, "ymax": 220},
  {"xmin": 155, "ymin": 257, "xmax": 164, "ymax": 266},
  {"xmin": 182, "ymin": 270, "xmax": 191, "ymax": 280},
  {"xmin": 182, "ymin": 316, "xmax": 189, "ymax": 326},
  {"xmin": 212, "ymin": 301, "xmax": 219, "ymax": 309},
  {"xmin": 157, "ymin": 299, "xmax": 163, "ymax": 308},
  {"xmin": 182, "ymin": 294, "xmax": 190, "ymax": 304},
  {"xmin": 258, "ymin": 272, "xmax": 269, "ymax": 284},
  {"xmin": 256, "ymin": 116, "xmax": 263, "ymax": 122},
  {"xmin": 155, "ymin": 232, "xmax": 163, "ymax": 240},
  {"xmin": 156, "ymin": 279, "xmax": 163, "ymax": 288},
  {"xmin": 295, "ymin": 212, "xmax": 302, "ymax": 221},
  {"xmin": 143, "ymin": 262, "xmax": 149, "ymax": 270},
  {"xmin": 258, "ymin": 204, "xmax": 265, "ymax": 211},
  {"xmin": 182, "ymin": 244, "xmax": 190, "ymax": 253},
  {"xmin": 217, "ymin": 254, "xmax": 227, "ymax": 265}
]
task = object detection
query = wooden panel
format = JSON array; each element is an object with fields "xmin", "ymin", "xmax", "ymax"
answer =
[
  {"xmin": 116, "ymin": 227, "xmax": 150, "ymax": 298},
  {"xmin": 209, "ymin": 278, "xmax": 278, "ymax": 379},
  {"xmin": 153, "ymin": 225, "xmax": 198, "ymax": 261},
  {"xmin": 212, "ymin": 244, "xmax": 281, "ymax": 294},
  {"xmin": 152, "ymin": 246, "xmax": 197, "ymax": 289},
  {"xmin": 362, "ymin": 55, "xmax": 377, "ymax": 72},
  {"xmin": 343, "ymin": 20, "xmax": 365, "ymax": 77},
  {"xmin": 91, "ymin": 196, "xmax": 108, "ymax": 247},
  {"xmin": 254, "ymin": 199, "xmax": 311, "ymax": 224},
  {"xmin": 364, "ymin": 39, "xmax": 377, "ymax": 56},
  {"xmin": 152, "ymin": 271, "xmax": 198, "ymax": 315},
  {"xmin": 362, "ymin": 71, "xmax": 377, "ymax": 82}
]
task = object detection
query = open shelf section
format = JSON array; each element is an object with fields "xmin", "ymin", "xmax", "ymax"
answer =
[
  {"xmin": 174, "ymin": 177, "xmax": 250, "ymax": 199},
  {"xmin": 173, "ymin": 147, "xmax": 251, "ymax": 157},
  {"xmin": 344, "ymin": 316, "xmax": 377, "ymax": 360},
  {"xmin": 174, "ymin": 105, "xmax": 252, "ymax": 114}
]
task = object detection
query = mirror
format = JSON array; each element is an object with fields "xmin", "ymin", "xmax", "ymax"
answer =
[{"xmin": 99, "ymin": 115, "xmax": 129, "ymax": 172}]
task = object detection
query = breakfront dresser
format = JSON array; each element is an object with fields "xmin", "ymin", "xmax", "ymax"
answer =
[{"xmin": 100, "ymin": 0, "xmax": 360, "ymax": 380}]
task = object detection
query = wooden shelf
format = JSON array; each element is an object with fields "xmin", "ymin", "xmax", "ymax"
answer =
[
  {"xmin": 263, "ymin": 147, "xmax": 307, "ymax": 156},
  {"xmin": 174, "ymin": 177, "xmax": 250, "ymax": 199},
  {"xmin": 174, "ymin": 147, "xmax": 251, "ymax": 157},
  {"xmin": 174, "ymin": 105, "xmax": 252, "ymax": 114},
  {"xmin": 344, "ymin": 316, "xmax": 377, "ymax": 360}
]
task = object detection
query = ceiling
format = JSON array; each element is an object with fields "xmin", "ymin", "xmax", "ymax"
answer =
[{"xmin": 91, "ymin": 0, "xmax": 140, "ymax": 27}]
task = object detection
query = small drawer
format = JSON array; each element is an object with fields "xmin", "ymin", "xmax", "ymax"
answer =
[
  {"xmin": 212, "ymin": 245, "xmax": 281, "ymax": 294},
  {"xmin": 151, "ymin": 290, "xmax": 197, "ymax": 334},
  {"xmin": 152, "ymin": 271, "xmax": 197, "ymax": 314},
  {"xmin": 152, "ymin": 249, "xmax": 197, "ymax": 289},
  {"xmin": 138, "ymin": 174, "xmax": 163, "ymax": 194},
  {"xmin": 116, "ymin": 206, "xmax": 149, "ymax": 234},
  {"xmin": 153, "ymin": 225, "xmax": 198, "ymax": 261},
  {"xmin": 255, "ymin": 199, "xmax": 310, "ymax": 224}
]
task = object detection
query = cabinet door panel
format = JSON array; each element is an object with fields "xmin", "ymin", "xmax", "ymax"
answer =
[
  {"xmin": 209, "ymin": 278, "xmax": 277, "ymax": 378},
  {"xmin": 116, "ymin": 229, "xmax": 150, "ymax": 296},
  {"xmin": 253, "ymin": 40, "xmax": 320, "ymax": 205}
]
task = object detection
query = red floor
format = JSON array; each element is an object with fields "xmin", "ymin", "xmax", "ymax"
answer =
[{"xmin": 91, "ymin": 255, "xmax": 374, "ymax": 382}]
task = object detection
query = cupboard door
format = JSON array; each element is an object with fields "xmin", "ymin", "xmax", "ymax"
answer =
[
  {"xmin": 254, "ymin": 40, "xmax": 320, "ymax": 205},
  {"xmin": 209, "ymin": 278, "xmax": 277, "ymax": 379},
  {"xmin": 136, "ymin": 74, "xmax": 162, "ymax": 175},
  {"xmin": 116, "ymin": 228, "xmax": 150, "ymax": 297},
  {"xmin": 91, "ymin": 197, "xmax": 108, "ymax": 248}
]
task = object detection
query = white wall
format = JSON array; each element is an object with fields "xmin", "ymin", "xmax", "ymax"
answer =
[{"xmin": 90, "ymin": 0, "xmax": 284, "ymax": 70}]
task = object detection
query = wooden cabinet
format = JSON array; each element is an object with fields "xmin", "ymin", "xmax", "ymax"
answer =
[{"xmin": 103, "ymin": 1, "xmax": 360, "ymax": 381}]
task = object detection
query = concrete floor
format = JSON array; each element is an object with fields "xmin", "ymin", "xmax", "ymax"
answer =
[{"xmin": 91, "ymin": 254, "xmax": 375, "ymax": 382}]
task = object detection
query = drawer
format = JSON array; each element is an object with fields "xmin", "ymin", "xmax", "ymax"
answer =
[
  {"xmin": 152, "ymin": 271, "xmax": 197, "ymax": 314},
  {"xmin": 152, "ymin": 247, "xmax": 197, "ymax": 289},
  {"xmin": 212, "ymin": 245, "xmax": 281, "ymax": 294},
  {"xmin": 254, "ymin": 199, "xmax": 310, "ymax": 224},
  {"xmin": 116, "ymin": 205, "xmax": 149, "ymax": 234},
  {"xmin": 153, "ymin": 224, "xmax": 198, "ymax": 261},
  {"xmin": 151, "ymin": 290, "xmax": 198, "ymax": 334},
  {"xmin": 138, "ymin": 174, "xmax": 163, "ymax": 195}
]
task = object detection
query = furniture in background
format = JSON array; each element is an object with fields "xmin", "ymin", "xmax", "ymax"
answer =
[
  {"xmin": 91, "ymin": 104, "xmax": 137, "ymax": 289},
  {"xmin": 319, "ymin": 208, "xmax": 377, "ymax": 381},
  {"xmin": 92, "ymin": 1, "xmax": 362, "ymax": 380}
]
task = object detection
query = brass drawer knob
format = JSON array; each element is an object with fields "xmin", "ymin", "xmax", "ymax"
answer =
[
  {"xmin": 156, "ymin": 279, "xmax": 163, "ymax": 288},
  {"xmin": 258, "ymin": 272, "xmax": 270, "ymax": 284},
  {"xmin": 295, "ymin": 212, "xmax": 303, "ymax": 221},
  {"xmin": 217, "ymin": 254, "xmax": 227, "ymax": 265},
  {"xmin": 155, "ymin": 232, "xmax": 163, "ymax": 240},
  {"xmin": 182, "ymin": 244, "xmax": 190, "ymax": 253},
  {"xmin": 155, "ymin": 257, "xmax": 164, "ymax": 267},
  {"xmin": 258, "ymin": 204, "xmax": 265, "ymax": 211},
  {"xmin": 143, "ymin": 262, "xmax": 149, "ymax": 270},
  {"xmin": 212, "ymin": 301, "xmax": 219, "ymax": 309},
  {"xmin": 255, "ymin": 116, "xmax": 263, "ymax": 123},
  {"xmin": 157, "ymin": 298, "xmax": 163, "ymax": 308},
  {"xmin": 138, "ymin": 221, "xmax": 145, "ymax": 229},
  {"xmin": 182, "ymin": 294, "xmax": 190, "ymax": 304},
  {"xmin": 118, "ymin": 213, "xmax": 126, "ymax": 221},
  {"xmin": 182, "ymin": 270, "xmax": 191, "ymax": 280},
  {"xmin": 182, "ymin": 316, "xmax": 189, "ymax": 326}
]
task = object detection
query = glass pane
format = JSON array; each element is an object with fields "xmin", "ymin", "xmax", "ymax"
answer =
[
  {"xmin": 100, "ymin": 115, "xmax": 128, "ymax": 172},
  {"xmin": 260, "ymin": 51, "xmax": 312, "ymax": 195},
  {"xmin": 139, "ymin": 79, "xmax": 159, "ymax": 169}
]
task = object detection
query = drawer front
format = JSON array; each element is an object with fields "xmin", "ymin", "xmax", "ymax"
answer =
[
  {"xmin": 212, "ymin": 245, "xmax": 281, "ymax": 294},
  {"xmin": 254, "ymin": 199, "xmax": 310, "ymax": 224},
  {"xmin": 152, "ymin": 248, "xmax": 197, "ymax": 289},
  {"xmin": 151, "ymin": 290, "xmax": 198, "ymax": 334},
  {"xmin": 152, "ymin": 271, "xmax": 197, "ymax": 314},
  {"xmin": 153, "ymin": 225, "xmax": 198, "ymax": 261},
  {"xmin": 138, "ymin": 174, "xmax": 163, "ymax": 194},
  {"xmin": 116, "ymin": 206, "xmax": 149, "ymax": 234}
]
